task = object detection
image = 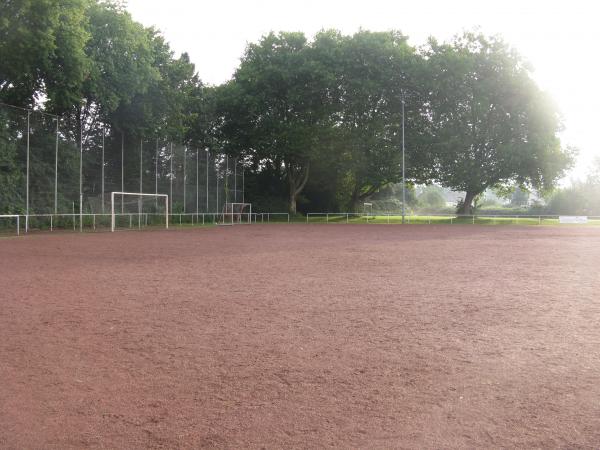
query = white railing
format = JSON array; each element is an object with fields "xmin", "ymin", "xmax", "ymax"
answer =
[
  {"xmin": 304, "ymin": 212, "xmax": 600, "ymax": 225},
  {"xmin": 4, "ymin": 212, "xmax": 599, "ymax": 236},
  {"xmin": 0, "ymin": 211, "xmax": 292, "ymax": 234}
]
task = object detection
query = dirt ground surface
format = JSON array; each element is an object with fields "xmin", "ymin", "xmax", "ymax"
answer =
[{"xmin": 1, "ymin": 224, "xmax": 600, "ymax": 449}]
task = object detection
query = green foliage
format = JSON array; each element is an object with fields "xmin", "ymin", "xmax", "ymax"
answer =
[
  {"xmin": 545, "ymin": 162, "xmax": 600, "ymax": 215},
  {"xmin": 0, "ymin": 110, "xmax": 23, "ymax": 213},
  {"xmin": 0, "ymin": 0, "xmax": 203, "ymax": 214},
  {"xmin": 313, "ymin": 30, "xmax": 422, "ymax": 209},
  {"xmin": 0, "ymin": 7, "xmax": 576, "ymax": 216},
  {"xmin": 422, "ymin": 32, "xmax": 573, "ymax": 214},
  {"xmin": 418, "ymin": 188, "xmax": 446, "ymax": 209},
  {"xmin": 218, "ymin": 31, "xmax": 336, "ymax": 213},
  {"xmin": 366, "ymin": 183, "xmax": 417, "ymax": 213},
  {"xmin": 0, "ymin": 0, "xmax": 90, "ymax": 108}
]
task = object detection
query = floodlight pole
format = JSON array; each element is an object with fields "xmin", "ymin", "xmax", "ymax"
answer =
[{"xmin": 401, "ymin": 90, "xmax": 406, "ymax": 225}]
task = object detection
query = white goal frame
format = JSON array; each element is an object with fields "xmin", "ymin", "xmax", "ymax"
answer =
[
  {"xmin": 111, "ymin": 192, "xmax": 169, "ymax": 232},
  {"xmin": 220, "ymin": 202, "xmax": 252, "ymax": 225},
  {"xmin": 0, "ymin": 214, "xmax": 20, "ymax": 236},
  {"xmin": 363, "ymin": 202, "xmax": 373, "ymax": 222}
]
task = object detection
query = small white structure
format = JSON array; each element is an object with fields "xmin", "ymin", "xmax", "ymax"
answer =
[{"xmin": 559, "ymin": 216, "xmax": 588, "ymax": 224}]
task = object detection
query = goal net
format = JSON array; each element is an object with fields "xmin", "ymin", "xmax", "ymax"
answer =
[
  {"xmin": 220, "ymin": 202, "xmax": 252, "ymax": 225},
  {"xmin": 111, "ymin": 192, "xmax": 168, "ymax": 232}
]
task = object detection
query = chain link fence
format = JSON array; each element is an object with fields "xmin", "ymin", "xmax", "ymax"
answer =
[{"xmin": 0, "ymin": 103, "xmax": 246, "ymax": 232}]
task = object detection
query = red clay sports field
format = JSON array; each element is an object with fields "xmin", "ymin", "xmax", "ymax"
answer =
[{"xmin": 1, "ymin": 224, "xmax": 600, "ymax": 448}]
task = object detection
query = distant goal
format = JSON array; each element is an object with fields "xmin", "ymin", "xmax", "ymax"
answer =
[
  {"xmin": 219, "ymin": 202, "xmax": 252, "ymax": 225},
  {"xmin": 111, "ymin": 192, "xmax": 168, "ymax": 232}
]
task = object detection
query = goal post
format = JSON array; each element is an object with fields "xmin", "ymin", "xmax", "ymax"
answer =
[
  {"xmin": 111, "ymin": 192, "xmax": 168, "ymax": 232},
  {"xmin": 363, "ymin": 202, "xmax": 373, "ymax": 222},
  {"xmin": 220, "ymin": 202, "xmax": 252, "ymax": 225}
]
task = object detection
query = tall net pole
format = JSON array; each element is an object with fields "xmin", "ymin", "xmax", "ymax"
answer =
[
  {"xmin": 155, "ymin": 138, "xmax": 158, "ymax": 210},
  {"xmin": 216, "ymin": 157, "xmax": 219, "ymax": 213},
  {"xmin": 234, "ymin": 158, "xmax": 237, "ymax": 203},
  {"xmin": 242, "ymin": 166, "xmax": 245, "ymax": 203},
  {"xmin": 79, "ymin": 112, "xmax": 83, "ymax": 232},
  {"xmin": 401, "ymin": 90, "xmax": 406, "ymax": 225},
  {"xmin": 225, "ymin": 155, "xmax": 229, "ymax": 204},
  {"xmin": 139, "ymin": 139, "xmax": 143, "ymax": 227},
  {"xmin": 205, "ymin": 149, "xmax": 209, "ymax": 212},
  {"xmin": 170, "ymin": 142, "xmax": 173, "ymax": 214},
  {"xmin": 101, "ymin": 126, "xmax": 105, "ymax": 214},
  {"xmin": 121, "ymin": 132, "xmax": 124, "ymax": 214},
  {"xmin": 183, "ymin": 146, "xmax": 186, "ymax": 213},
  {"xmin": 54, "ymin": 117, "xmax": 58, "ymax": 214},
  {"xmin": 25, "ymin": 110, "xmax": 30, "ymax": 232},
  {"xmin": 196, "ymin": 148, "xmax": 199, "ymax": 215}
]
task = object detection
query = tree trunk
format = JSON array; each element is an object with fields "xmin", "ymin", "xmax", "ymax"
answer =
[
  {"xmin": 458, "ymin": 190, "xmax": 477, "ymax": 215},
  {"xmin": 286, "ymin": 161, "xmax": 310, "ymax": 215},
  {"xmin": 289, "ymin": 190, "xmax": 297, "ymax": 214}
]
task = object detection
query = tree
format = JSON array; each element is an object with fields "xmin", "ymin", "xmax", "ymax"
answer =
[
  {"xmin": 312, "ymin": 30, "xmax": 425, "ymax": 210},
  {"xmin": 422, "ymin": 32, "xmax": 573, "ymax": 214},
  {"xmin": 218, "ymin": 32, "xmax": 335, "ymax": 214},
  {"xmin": 418, "ymin": 185, "xmax": 446, "ymax": 209},
  {"xmin": 0, "ymin": 0, "xmax": 203, "ymax": 214},
  {"xmin": 0, "ymin": 0, "xmax": 90, "ymax": 110},
  {"xmin": 546, "ymin": 157, "xmax": 600, "ymax": 215}
]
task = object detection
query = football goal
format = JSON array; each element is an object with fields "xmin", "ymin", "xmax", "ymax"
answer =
[
  {"xmin": 220, "ymin": 202, "xmax": 252, "ymax": 225},
  {"xmin": 363, "ymin": 202, "xmax": 373, "ymax": 222},
  {"xmin": 111, "ymin": 192, "xmax": 168, "ymax": 232}
]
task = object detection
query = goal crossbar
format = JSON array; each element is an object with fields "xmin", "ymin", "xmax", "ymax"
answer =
[{"xmin": 110, "ymin": 192, "xmax": 169, "ymax": 232}]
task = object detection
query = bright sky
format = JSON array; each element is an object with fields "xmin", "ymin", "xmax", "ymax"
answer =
[{"xmin": 127, "ymin": 0, "xmax": 599, "ymax": 181}]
